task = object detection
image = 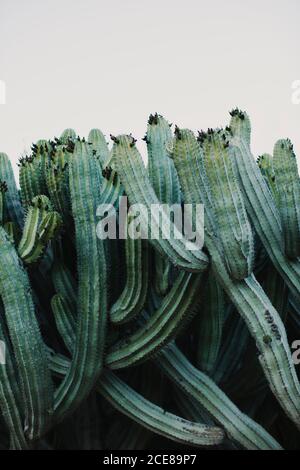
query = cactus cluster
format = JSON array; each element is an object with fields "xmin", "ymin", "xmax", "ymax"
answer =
[{"xmin": 0, "ymin": 110, "xmax": 299, "ymax": 450}]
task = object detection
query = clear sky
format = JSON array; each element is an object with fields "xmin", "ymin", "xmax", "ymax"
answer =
[{"xmin": 0, "ymin": 0, "xmax": 300, "ymax": 179}]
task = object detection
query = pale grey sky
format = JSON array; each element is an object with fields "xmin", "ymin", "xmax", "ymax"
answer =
[{"xmin": 0, "ymin": 0, "xmax": 300, "ymax": 179}]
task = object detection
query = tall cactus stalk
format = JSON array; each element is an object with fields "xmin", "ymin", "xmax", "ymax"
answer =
[
  {"xmin": 53, "ymin": 140, "xmax": 108, "ymax": 423},
  {"xmin": 171, "ymin": 127, "xmax": 300, "ymax": 429}
]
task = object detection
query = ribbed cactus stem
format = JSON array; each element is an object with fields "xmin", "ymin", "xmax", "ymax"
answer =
[
  {"xmin": 110, "ymin": 135, "xmax": 209, "ymax": 273},
  {"xmin": 229, "ymin": 110, "xmax": 300, "ymax": 304},
  {"xmin": 53, "ymin": 141, "xmax": 108, "ymax": 423},
  {"xmin": 171, "ymin": 128, "xmax": 300, "ymax": 429}
]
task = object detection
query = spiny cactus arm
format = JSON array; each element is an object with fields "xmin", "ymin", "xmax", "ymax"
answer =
[
  {"xmin": 171, "ymin": 128, "xmax": 300, "ymax": 428},
  {"xmin": 201, "ymin": 130, "xmax": 254, "ymax": 280},
  {"xmin": 110, "ymin": 227, "xmax": 149, "ymax": 324},
  {"xmin": 0, "ymin": 227, "xmax": 53, "ymax": 440},
  {"xmin": 229, "ymin": 111, "xmax": 300, "ymax": 303},
  {"xmin": 46, "ymin": 350, "xmax": 224, "ymax": 447},
  {"xmin": 157, "ymin": 345, "xmax": 282, "ymax": 450},
  {"xmin": 146, "ymin": 114, "xmax": 181, "ymax": 295},
  {"xmin": 110, "ymin": 135, "xmax": 209, "ymax": 273},
  {"xmin": 18, "ymin": 196, "xmax": 62, "ymax": 264},
  {"xmin": 0, "ymin": 153, "xmax": 23, "ymax": 227},
  {"xmin": 0, "ymin": 316, "xmax": 29, "ymax": 449},
  {"xmin": 196, "ymin": 271, "xmax": 224, "ymax": 376},
  {"xmin": 273, "ymin": 139, "xmax": 300, "ymax": 259},
  {"xmin": 53, "ymin": 141, "xmax": 108, "ymax": 423},
  {"xmin": 106, "ymin": 271, "xmax": 203, "ymax": 369},
  {"xmin": 88, "ymin": 129, "xmax": 110, "ymax": 167}
]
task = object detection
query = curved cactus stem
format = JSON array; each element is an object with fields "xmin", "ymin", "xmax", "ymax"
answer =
[
  {"xmin": 208, "ymin": 239, "xmax": 300, "ymax": 429},
  {"xmin": 157, "ymin": 345, "xmax": 282, "ymax": 450},
  {"xmin": 47, "ymin": 351, "xmax": 225, "ymax": 448},
  {"xmin": 0, "ymin": 153, "xmax": 23, "ymax": 227},
  {"xmin": 53, "ymin": 141, "xmax": 108, "ymax": 423},
  {"xmin": 196, "ymin": 270, "xmax": 225, "ymax": 376},
  {"xmin": 0, "ymin": 227, "xmax": 53, "ymax": 439},
  {"xmin": 106, "ymin": 271, "xmax": 203, "ymax": 369},
  {"xmin": 171, "ymin": 127, "xmax": 300, "ymax": 429},
  {"xmin": 110, "ymin": 135, "xmax": 209, "ymax": 273},
  {"xmin": 110, "ymin": 228, "xmax": 149, "ymax": 325},
  {"xmin": 229, "ymin": 110, "xmax": 300, "ymax": 303},
  {"xmin": 272, "ymin": 139, "xmax": 300, "ymax": 259}
]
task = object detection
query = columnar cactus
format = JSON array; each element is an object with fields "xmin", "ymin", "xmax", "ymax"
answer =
[{"xmin": 0, "ymin": 111, "xmax": 299, "ymax": 450}]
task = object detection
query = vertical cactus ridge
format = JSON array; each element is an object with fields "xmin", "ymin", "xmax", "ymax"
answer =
[
  {"xmin": 272, "ymin": 139, "xmax": 300, "ymax": 259},
  {"xmin": 110, "ymin": 135, "xmax": 209, "ymax": 272},
  {"xmin": 171, "ymin": 128, "xmax": 300, "ymax": 429},
  {"xmin": 106, "ymin": 271, "xmax": 203, "ymax": 369},
  {"xmin": 158, "ymin": 345, "xmax": 282, "ymax": 450},
  {"xmin": 196, "ymin": 270, "xmax": 225, "ymax": 376},
  {"xmin": 0, "ymin": 226, "xmax": 53, "ymax": 439},
  {"xmin": 146, "ymin": 114, "xmax": 181, "ymax": 296},
  {"xmin": 53, "ymin": 140, "xmax": 108, "ymax": 423},
  {"xmin": 110, "ymin": 229, "xmax": 149, "ymax": 324},
  {"xmin": 200, "ymin": 129, "xmax": 254, "ymax": 280},
  {"xmin": 88, "ymin": 129, "xmax": 110, "ymax": 167},
  {"xmin": 0, "ymin": 153, "xmax": 24, "ymax": 227}
]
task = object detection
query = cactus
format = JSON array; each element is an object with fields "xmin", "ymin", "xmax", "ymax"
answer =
[{"xmin": 0, "ymin": 111, "xmax": 299, "ymax": 450}]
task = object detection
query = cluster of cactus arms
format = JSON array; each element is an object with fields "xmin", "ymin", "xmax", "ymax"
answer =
[{"xmin": 0, "ymin": 110, "xmax": 299, "ymax": 451}]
